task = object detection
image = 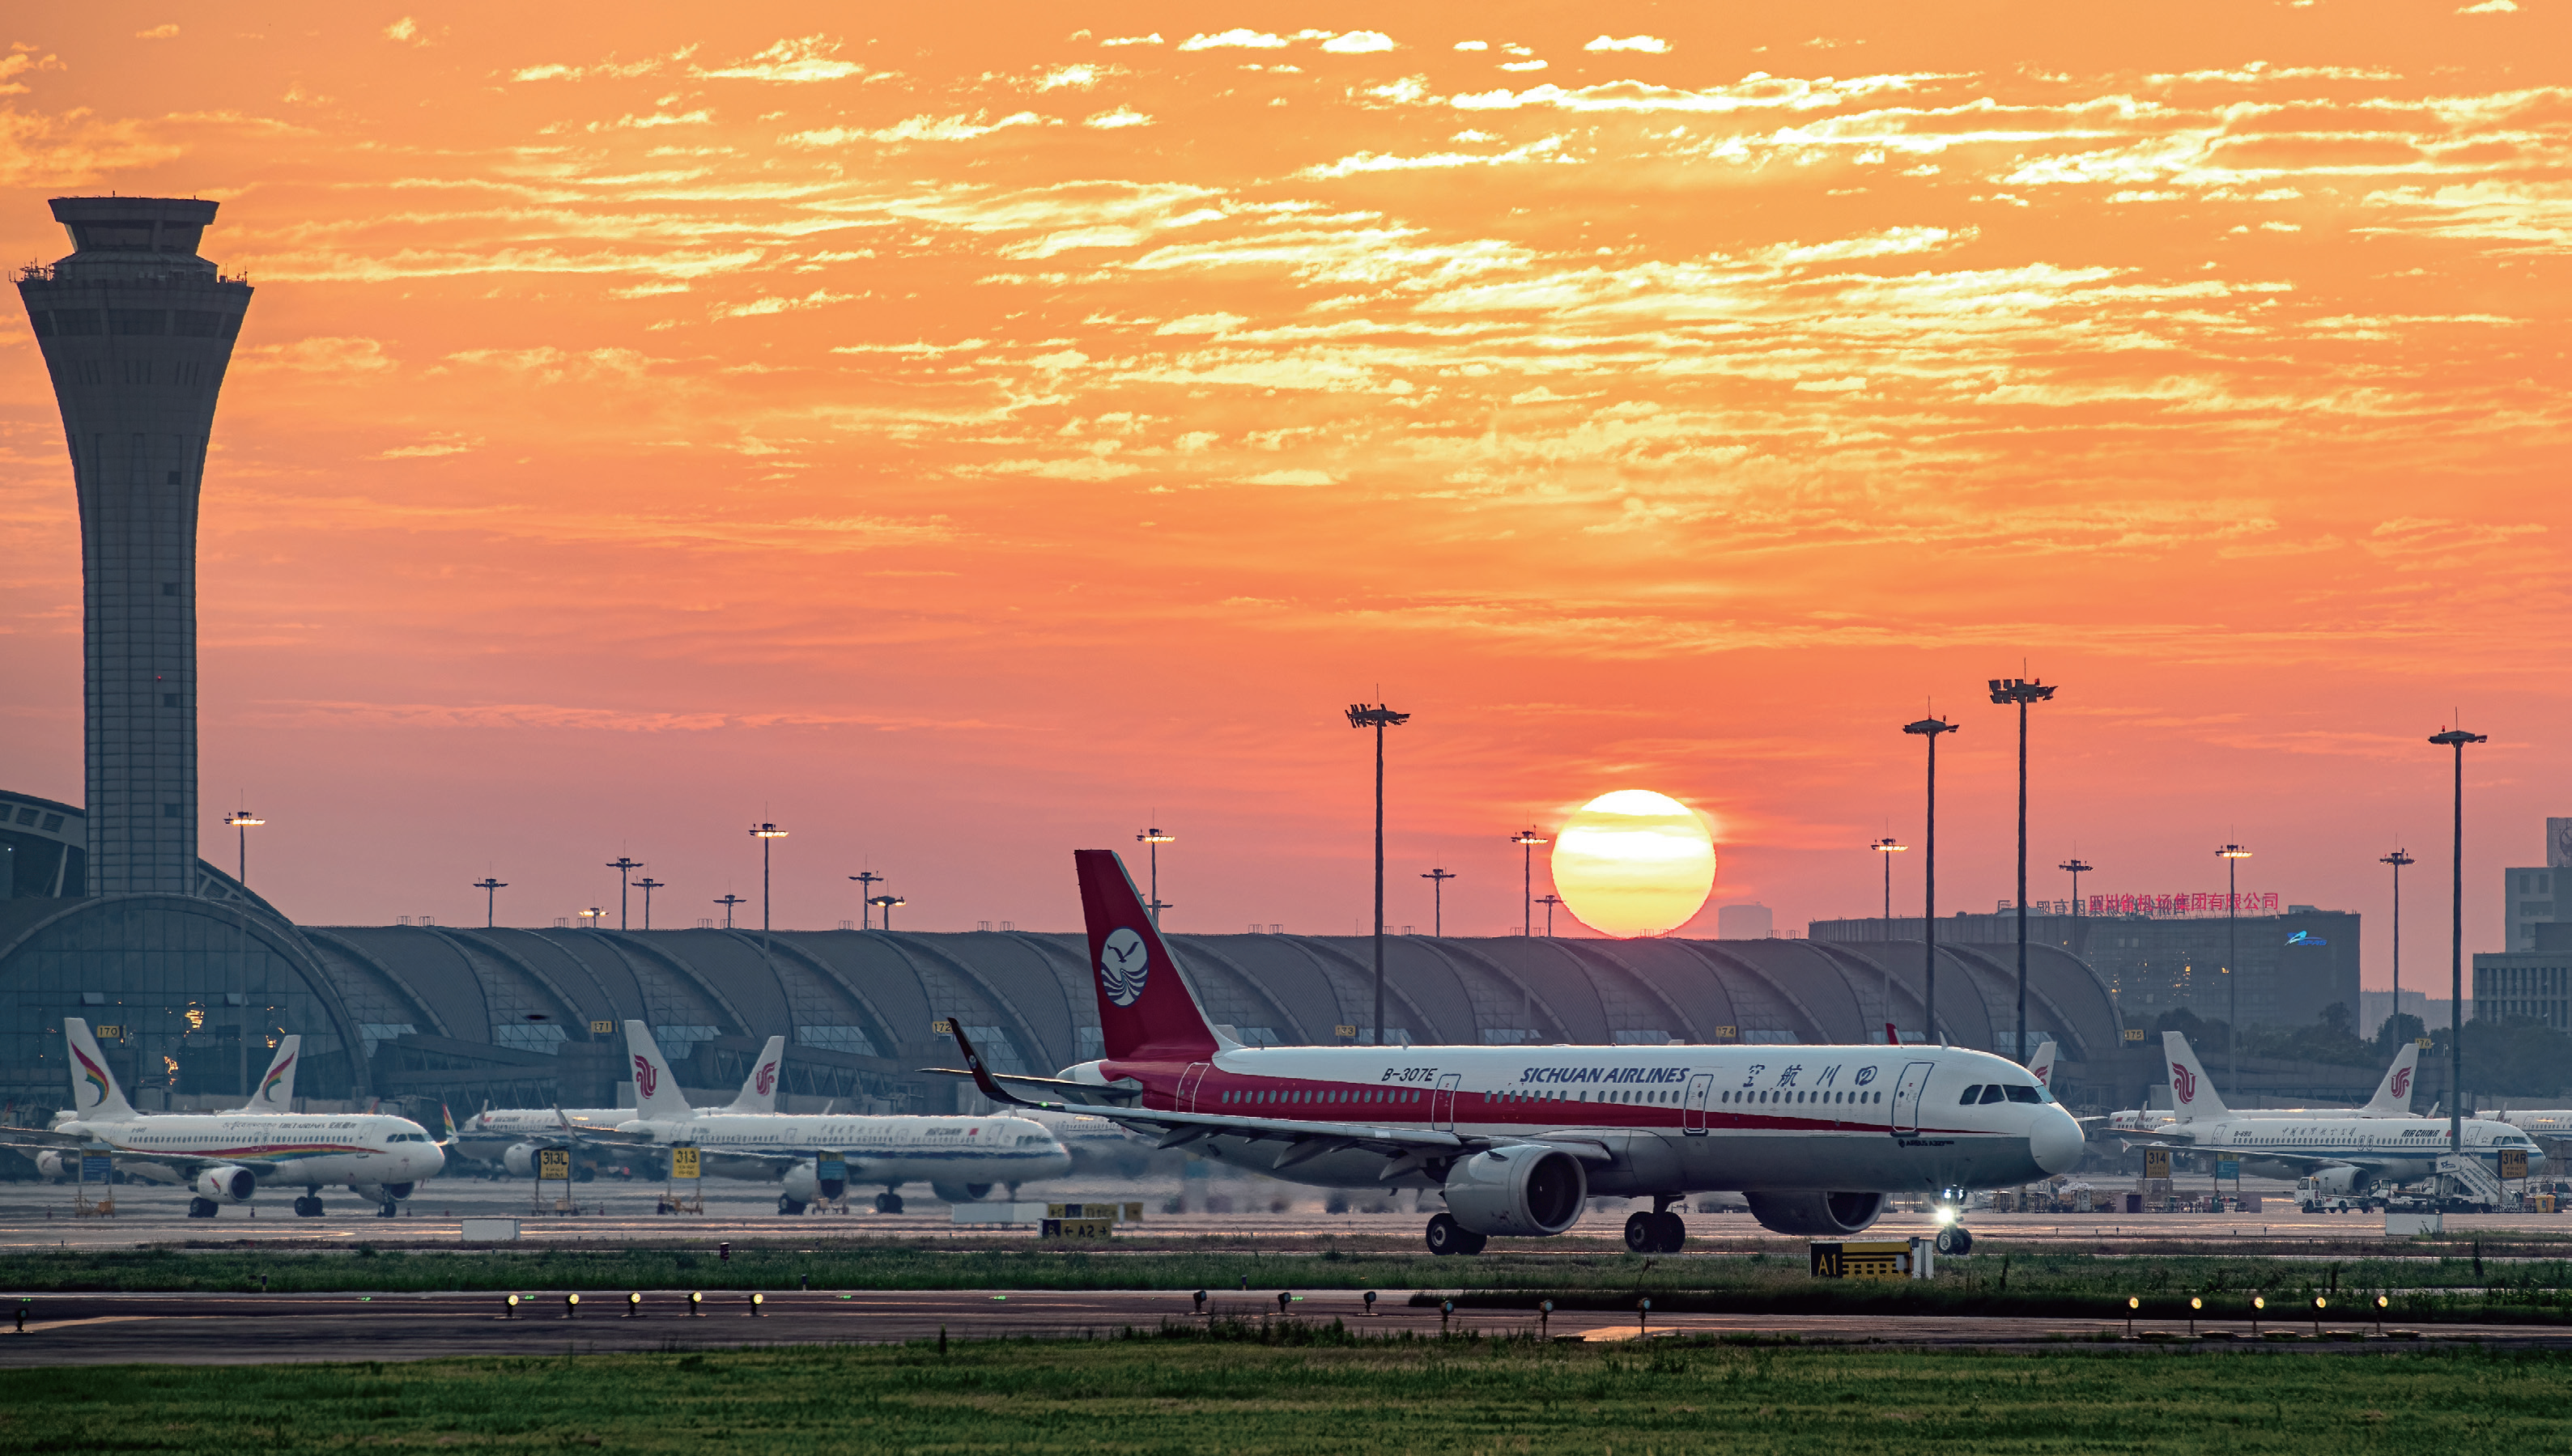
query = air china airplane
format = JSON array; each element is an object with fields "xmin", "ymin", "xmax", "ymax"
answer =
[
  {"xmin": 2106, "ymin": 1040, "xmax": 2423, "ymax": 1133},
  {"xmin": 2027, "ymin": 1039, "xmax": 2058, "ymax": 1091},
  {"xmin": 934, "ymin": 850, "xmax": 2085, "ymax": 1255},
  {"xmin": 6, "ymin": 1020, "xmax": 444, "ymax": 1218},
  {"xmin": 2115, "ymin": 1032, "xmax": 2535, "ymax": 1199},
  {"xmin": 596, "ymin": 1023, "xmax": 1072, "ymax": 1214},
  {"xmin": 447, "ymin": 1036, "xmax": 789, "ymax": 1177}
]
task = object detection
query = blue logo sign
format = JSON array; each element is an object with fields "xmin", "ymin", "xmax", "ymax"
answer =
[{"xmin": 2286, "ymin": 931, "xmax": 2328, "ymax": 947}]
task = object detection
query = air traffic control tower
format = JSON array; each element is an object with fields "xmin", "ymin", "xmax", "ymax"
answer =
[{"xmin": 16, "ymin": 198, "xmax": 253, "ymax": 893}]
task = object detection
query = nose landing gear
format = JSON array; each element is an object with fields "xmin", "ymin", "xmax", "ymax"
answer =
[{"xmin": 1931, "ymin": 1186, "xmax": 1973, "ymax": 1255}]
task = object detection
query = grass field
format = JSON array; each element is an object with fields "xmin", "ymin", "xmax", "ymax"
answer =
[
  {"xmin": 3, "ymin": 1242, "xmax": 2570, "ymax": 1326},
  {"xmin": 3, "ymin": 1328, "xmax": 2569, "ymax": 1454}
]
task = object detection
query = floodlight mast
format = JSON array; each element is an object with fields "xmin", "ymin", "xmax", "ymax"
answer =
[
  {"xmin": 1871, "ymin": 838, "xmax": 1907, "ymax": 1038},
  {"xmin": 849, "ymin": 870, "xmax": 885, "ymax": 929},
  {"xmin": 1137, "ymin": 827, "xmax": 1176, "ymax": 928},
  {"xmin": 223, "ymin": 811, "xmax": 265, "ymax": 885},
  {"xmin": 1987, "ymin": 677, "xmax": 2058, "ymax": 1066},
  {"xmin": 1346, "ymin": 703, "xmax": 1411, "ymax": 1048},
  {"xmin": 1511, "ymin": 829, "xmax": 1548, "ymax": 937},
  {"xmin": 2380, "ymin": 848, "xmax": 2413, "ymax": 1038},
  {"xmin": 607, "ymin": 856, "xmax": 644, "ymax": 931},
  {"xmin": 2217, "ymin": 844, "xmax": 2253, "ymax": 1085},
  {"xmin": 714, "ymin": 894, "xmax": 746, "ymax": 929},
  {"xmin": 632, "ymin": 877, "xmax": 665, "ymax": 930},
  {"xmin": 868, "ymin": 894, "xmax": 905, "ymax": 930},
  {"xmin": 749, "ymin": 823, "xmax": 788, "ymax": 948},
  {"xmin": 2429, "ymin": 726, "xmax": 2486, "ymax": 1155},
  {"xmin": 1422, "ymin": 867, "xmax": 1456, "ymax": 936},
  {"xmin": 474, "ymin": 877, "xmax": 507, "ymax": 928},
  {"xmin": 1902, "ymin": 716, "xmax": 1959, "ymax": 1044},
  {"xmin": 1535, "ymin": 894, "xmax": 1561, "ymax": 937}
]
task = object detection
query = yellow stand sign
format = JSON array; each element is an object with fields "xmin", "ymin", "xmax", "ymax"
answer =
[
  {"xmin": 2145, "ymin": 1148, "xmax": 2170, "ymax": 1180},
  {"xmin": 537, "ymin": 1148, "xmax": 572, "ymax": 1215},
  {"xmin": 661, "ymin": 1146, "xmax": 704, "ymax": 1216}
]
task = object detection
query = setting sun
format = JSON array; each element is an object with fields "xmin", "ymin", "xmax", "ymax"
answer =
[{"xmin": 1550, "ymin": 791, "xmax": 1717, "ymax": 939}]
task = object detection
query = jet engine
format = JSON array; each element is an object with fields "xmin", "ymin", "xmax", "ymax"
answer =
[
  {"xmin": 502, "ymin": 1144, "xmax": 542, "ymax": 1178},
  {"xmin": 33, "ymin": 1151, "xmax": 66, "ymax": 1181},
  {"xmin": 931, "ymin": 1182, "xmax": 995, "ymax": 1204},
  {"xmin": 193, "ymin": 1166, "xmax": 257, "ymax": 1203},
  {"xmin": 2309, "ymin": 1165, "xmax": 2374, "ymax": 1196},
  {"xmin": 1440, "ymin": 1144, "xmax": 1588, "ymax": 1237},
  {"xmin": 351, "ymin": 1182, "xmax": 416, "ymax": 1203},
  {"xmin": 1742, "ymin": 1191, "xmax": 1886, "ymax": 1236},
  {"xmin": 781, "ymin": 1161, "xmax": 847, "ymax": 1207}
]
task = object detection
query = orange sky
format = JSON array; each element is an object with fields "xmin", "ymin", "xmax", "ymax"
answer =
[{"xmin": 2, "ymin": 4, "xmax": 2566, "ymax": 977}]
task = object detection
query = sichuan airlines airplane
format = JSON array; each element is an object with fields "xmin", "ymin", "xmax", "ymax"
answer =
[
  {"xmin": 446, "ymin": 1035, "xmax": 789, "ymax": 1176},
  {"xmin": 2115, "ymin": 1032, "xmax": 2534, "ymax": 1198},
  {"xmin": 934, "ymin": 850, "xmax": 2085, "ymax": 1254},
  {"xmin": 5, "ymin": 1020, "xmax": 444, "ymax": 1218},
  {"xmin": 598, "ymin": 1023, "xmax": 1071, "ymax": 1213}
]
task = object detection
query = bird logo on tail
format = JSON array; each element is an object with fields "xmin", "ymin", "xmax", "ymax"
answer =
[
  {"xmin": 755, "ymin": 1062, "xmax": 777, "ymax": 1096},
  {"xmin": 2391, "ymin": 1068, "xmax": 2412, "ymax": 1099},
  {"xmin": 633, "ymin": 1055, "xmax": 658, "ymax": 1099},
  {"xmin": 2170, "ymin": 1063, "xmax": 2197, "ymax": 1106},
  {"xmin": 1098, "ymin": 926, "xmax": 1149, "ymax": 1007}
]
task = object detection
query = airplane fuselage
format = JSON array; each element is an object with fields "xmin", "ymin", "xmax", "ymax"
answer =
[
  {"xmin": 59, "ymin": 1114, "xmax": 445, "ymax": 1193},
  {"xmin": 2148, "ymin": 1114, "xmax": 2536, "ymax": 1181},
  {"xmin": 615, "ymin": 1112, "xmax": 1072, "ymax": 1189},
  {"xmin": 1066, "ymin": 1042, "xmax": 2084, "ymax": 1195}
]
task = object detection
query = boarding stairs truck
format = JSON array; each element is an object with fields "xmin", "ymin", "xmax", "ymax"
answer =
[{"xmin": 2435, "ymin": 1153, "xmax": 2506, "ymax": 1213}]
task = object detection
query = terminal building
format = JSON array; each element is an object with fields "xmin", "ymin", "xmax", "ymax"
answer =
[{"xmin": 0, "ymin": 196, "xmax": 2136, "ymax": 1131}]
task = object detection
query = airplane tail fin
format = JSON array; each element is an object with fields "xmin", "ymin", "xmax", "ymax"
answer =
[
  {"xmin": 439, "ymin": 1102, "xmax": 459, "ymax": 1145},
  {"xmin": 238, "ymin": 1035, "xmax": 301, "ymax": 1114},
  {"xmin": 2162, "ymin": 1031, "xmax": 2230, "ymax": 1123},
  {"xmin": 63, "ymin": 1019, "xmax": 136, "ymax": 1123},
  {"xmin": 2362, "ymin": 1040, "xmax": 2421, "ymax": 1117},
  {"xmin": 2027, "ymin": 1038, "xmax": 2059, "ymax": 1089},
  {"xmin": 1074, "ymin": 849, "xmax": 1222, "ymax": 1063},
  {"xmin": 725, "ymin": 1035, "xmax": 787, "ymax": 1114},
  {"xmin": 623, "ymin": 1021, "xmax": 695, "ymax": 1121}
]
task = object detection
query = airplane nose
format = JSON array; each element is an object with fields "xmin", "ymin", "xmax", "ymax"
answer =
[{"xmin": 2030, "ymin": 1107, "xmax": 2084, "ymax": 1176}]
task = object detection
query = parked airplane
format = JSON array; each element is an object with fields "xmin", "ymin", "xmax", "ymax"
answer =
[
  {"xmin": 31, "ymin": 1035, "xmax": 307, "ymax": 1181},
  {"xmin": 596, "ymin": 1023, "xmax": 1071, "ymax": 1214},
  {"xmin": 2113, "ymin": 1032, "xmax": 2534, "ymax": 1199},
  {"xmin": 2105, "ymin": 1039, "xmax": 2423, "ymax": 1133},
  {"xmin": 448, "ymin": 1035, "xmax": 788, "ymax": 1176},
  {"xmin": 932, "ymin": 849, "xmax": 2085, "ymax": 1255},
  {"xmin": 2027, "ymin": 1039, "xmax": 2058, "ymax": 1090},
  {"xmin": 4, "ymin": 1019, "xmax": 444, "ymax": 1217}
]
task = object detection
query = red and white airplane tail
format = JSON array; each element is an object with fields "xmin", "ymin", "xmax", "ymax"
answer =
[
  {"xmin": 1075, "ymin": 848, "xmax": 1222, "ymax": 1063},
  {"xmin": 722, "ymin": 1035, "xmax": 788, "ymax": 1114},
  {"xmin": 2162, "ymin": 1031, "xmax": 2230, "ymax": 1123},
  {"xmin": 2026, "ymin": 1038, "xmax": 2059, "ymax": 1090},
  {"xmin": 623, "ymin": 1021, "xmax": 695, "ymax": 1122},
  {"xmin": 2361, "ymin": 1040, "xmax": 2421, "ymax": 1117}
]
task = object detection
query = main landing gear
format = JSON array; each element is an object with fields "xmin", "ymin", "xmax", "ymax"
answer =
[
  {"xmin": 872, "ymin": 1191, "xmax": 905, "ymax": 1214},
  {"xmin": 778, "ymin": 1195, "xmax": 808, "ymax": 1216},
  {"xmin": 1424, "ymin": 1212, "xmax": 1487, "ymax": 1256},
  {"xmin": 293, "ymin": 1195, "xmax": 325, "ymax": 1218},
  {"xmin": 1624, "ymin": 1194, "xmax": 1686, "ymax": 1254},
  {"xmin": 375, "ymin": 1199, "xmax": 399, "ymax": 1219},
  {"xmin": 186, "ymin": 1197, "xmax": 219, "ymax": 1219}
]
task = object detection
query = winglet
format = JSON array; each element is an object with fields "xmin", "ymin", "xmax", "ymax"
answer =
[
  {"xmin": 940, "ymin": 1020, "xmax": 1056, "ymax": 1111},
  {"xmin": 63, "ymin": 1019, "xmax": 136, "ymax": 1123}
]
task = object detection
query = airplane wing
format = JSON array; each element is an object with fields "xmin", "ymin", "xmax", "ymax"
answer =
[
  {"xmin": 933, "ymin": 1022, "xmax": 1604, "ymax": 1176},
  {"xmin": 544, "ymin": 1106, "xmax": 658, "ymax": 1147},
  {"xmin": 917, "ymin": 1068, "xmax": 1144, "ymax": 1106}
]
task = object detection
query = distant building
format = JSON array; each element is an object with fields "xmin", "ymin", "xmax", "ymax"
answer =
[
  {"xmin": 2359, "ymin": 987, "xmax": 2431, "ymax": 1041},
  {"xmin": 1810, "ymin": 905, "xmax": 2360, "ymax": 1032},
  {"xmin": 2498, "ymin": 816, "xmax": 2571, "ymax": 951},
  {"xmin": 1715, "ymin": 902, "xmax": 1774, "ymax": 940},
  {"xmin": 2472, "ymin": 921, "xmax": 2571, "ymax": 1032}
]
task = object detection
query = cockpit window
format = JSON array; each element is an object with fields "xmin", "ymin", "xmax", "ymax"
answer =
[
  {"xmin": 1979, "ymin": 1085, "xmax": 2009, "ymax": 1105},
  {"xmin": 2004, "ymin": 1085, "xmax": 2043, "ymax": 1104},
  {"xmin": 1957, "ymin": 1085, "xmax": 1984, "ymax": 1105}
]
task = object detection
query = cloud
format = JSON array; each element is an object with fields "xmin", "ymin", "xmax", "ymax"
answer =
[
  {"xmin": 135, "ymin": 24, "xmax": 180, "ymax": 40},
  {"xmin": 1084, "ymin": 106, "xmax": 1152, "ymax": 129},
  {"xmin": 235, "ymin": 337, "xmax": 400, "ymax": 375},
  {"xmin": 1584, "ymin": 35, "xmax": 1670, "ymax": 53},
  {"xmin": 1037, "ymin": 64, "xmax": 1099, "ymax": 91},
  {"xmin": 711, "ymin": 289, "xmax": 857, "ymax": 319},
  {"xmin": 1240, "ymin": 468, "xmax": 1338, "ymax": 486},
  {"xmin": 374, "ymin": 435, "xmax": 479, "ymax": 458},
  {"xmin": 2456, "ymin": 0, "xmax": 2516, "ymax": 11},
  {"xmin": 857, "ymin": 111, "xmax": 1044, "ymax": 143},
  {"xmin": 694, "ymin": 34, "xmax": 864, "ymax": 83},
  {"xmin": 1180, "ymin": 30, "xmax": 1290, "ymax": 50},
  {"xmin": 383, "ymin": 17, "xmax": 420, "ymax": 43},
  {"xmin": 1320, "ymin": 32, "xmax": 1398, "ymax": 53},
  {"xmin": 1099, "ymin": 33, "xmax": 1163, "ymax": 46}
]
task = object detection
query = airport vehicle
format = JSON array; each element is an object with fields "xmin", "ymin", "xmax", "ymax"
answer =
[
  {"xmin": 933, "ymin": 849, "xmax": 2086, "ymax": 1254},
  {"xmin": 447, "ymin": 1035, "xmax": 788, "ymax": 1177},
  {"xmin": 2105, "ymin": 1039, "xmax": 2423, "ymax": 1134},
  {"xmin": 601, "ymin": 1023, "xmax": 1071, "ymax": 1213},
  {"xmin": 4, "ymin": 1019, "xmax": 443, "ymax": 1217},
  {"xmin": 2119, "ymin": 1032, "xmax": 2535, "ymax": 1208}
]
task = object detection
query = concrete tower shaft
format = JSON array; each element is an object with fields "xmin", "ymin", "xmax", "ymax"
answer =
[{"xmin": 16, "ymin": 197, "xmax": 253, "ymax": 894}]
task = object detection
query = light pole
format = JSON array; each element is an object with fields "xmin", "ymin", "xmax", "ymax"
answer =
[
  {"xmin": 1422, "ymin": 867, "xmax": 1456, "ymax": 936},
  {"xmin": 714, "ymin": 894, "xmax": 746, "ymax": 929},
  {"xmin": 223, "ymin": 811, "xmax": 264, "ymax": 885},
  {"xmin": 607, "ymin": 856, "xmax": 644, "ymax": 930},
  {"xmin": 1872, "ymin": 838, "xmax": 1907, "ymax": 1039},
  {"xmin": 1902, "ymin": 715, "xmax": 1959, "ymax": 1045},
  {"xmin": 849, "ymin": 870, "xmax": 884, "ymax": 929},
  {"xmin": 633, "ymin": 877, "xmax": 664, "ymax": 930},
  {"xmin": 1535, "ymin": 894, "xmax": 1561, "ymax": 937},
  {"xmin": 2430, "ymin": 725, "xmax": 2486, "ymax": 1153},
  {"xmin": 2217, "ymin": 844, "xmax": 2252, "ymax": 1085},
  {"xmin": 1346, "ymin": 703, "xmax": 1411, "ymax": 1048},
  {"xmin": 869, "ymin": 894, "xmax": 905, "ymax": 930},
  {"xmin": 474, "ymin": 877, "xmax": 506, "ymax": 928},
  {"xmin": 2060, "ymin": 858, "xmax": 2093, "ymax": 914},
  {"xmin": 1511, "ymin": 829, "xmax": 1548, "ymax": 937},
  {"xmin": 1989, "ymin": 677, "xmax": 2058, "ymax": 1066},
  {"xmin": 749, "ymin": 823, "xmax": 788, "ymax": 947},
  {"xmin": 1137, "ymin": 826, "xmax": 1175, "ymax": 927},
  {"xmin": 579, "ymin": 906, "xmax": 605, "ymax": 929},
  {"xmin": 2381, "ymin": 848, "xmax": 2414, "ymax": 1040}
]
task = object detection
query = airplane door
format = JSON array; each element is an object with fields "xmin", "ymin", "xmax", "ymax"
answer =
[
  {"xmin": 1431, "ymin": 1072, "xmax": 1463, "ymax": 1131},
  {"xmin": 1892, "ymin": 1060, "xmax": 1937, "ymax": 1136},
  {"xmin": 1176, "ymin": 1062, "xmax": 1211, "ymax": 1112},
  {"xmin": 1683, "ymin": 1074, "xmax": 1716, "ymax": 1136}
]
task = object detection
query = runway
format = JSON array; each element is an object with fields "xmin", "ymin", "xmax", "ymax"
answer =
[{"xmin": 2, "ymin": 1288, "xmax": 2568, "ymax": 1366}]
